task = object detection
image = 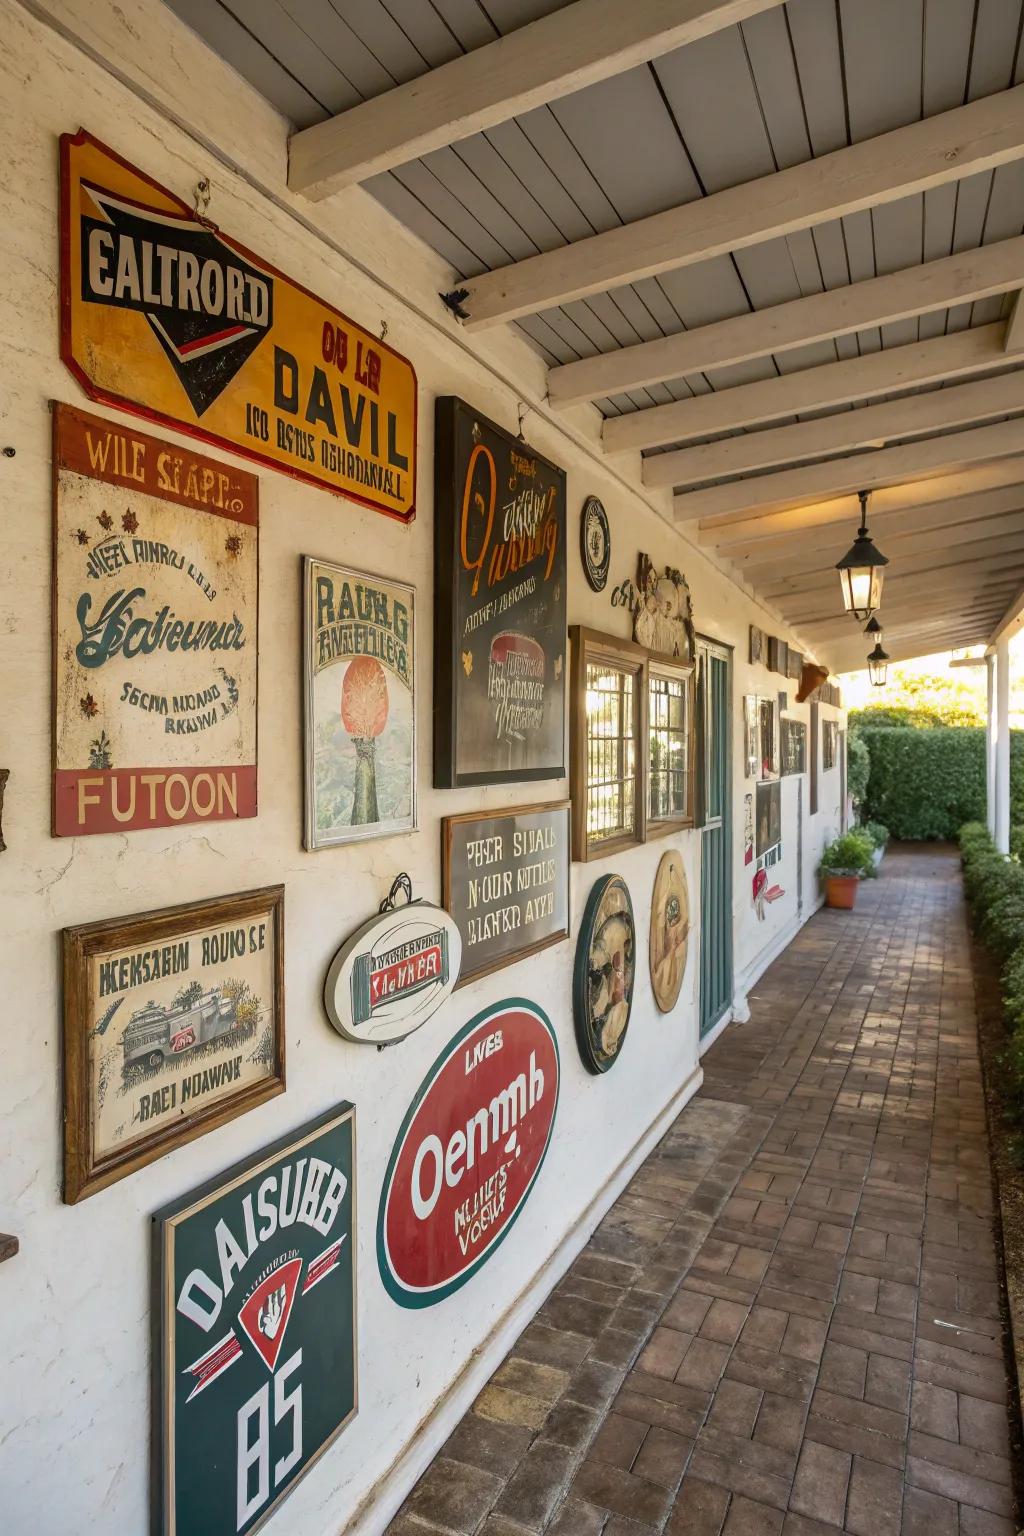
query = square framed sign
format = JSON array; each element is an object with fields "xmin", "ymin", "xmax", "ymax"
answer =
[
  {"xmin": 63, "ymin": 886, "xmax": 284, "ymax": 1203},
  {"xmin": 433, "ymin": 396, "xmax": 567, "ymax": 787},
  {"xmin": 303, "ymin": 557, "xmax": 416, "ymax": 849},
  {"xmin": 153, "ymin": 1104, "xmax": 356, "ymax": 1536}
]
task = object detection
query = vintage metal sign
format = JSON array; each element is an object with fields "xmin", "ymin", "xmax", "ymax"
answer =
[
  {"xmin": 154, "ymin": 1104, "xmax": 356, "ymax": 1536},
  {"xmin": 378, "ymin": 1000, "xmax": 559, "ymax": 1306},
  {"xmin": 53, "ymin": 402, "xmax": 258, "ymax": 837},
  {"xmin": 303, "ymin": 558, "xmax": 415, "ymax": 849},
  {"xmin": 573, "ymin": 875, "xmax": 636, "ymax": 1075},
  {"xmin": 62, "ymin": 886, "xmax": 284, "ymax": 1203},
  {"xmin": 434, "ymin": 397, "xmax": 567, "ymax": 786},
  {"xmin": 324, "ymin": 900, "xmax": 462, "ymax": 1044},
  {"xmin": 60, "ymin": 130, "xmax": 416, "ymax": 520},
  {"xmin": 442, "ymin": 801, "xmax": 571, "ymax": 986}
]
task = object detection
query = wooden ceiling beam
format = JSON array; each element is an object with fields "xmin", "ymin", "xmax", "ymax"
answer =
[
  {"xmin": 646, "ymin": 367, "xmax": 1024, "ymax": 488},
  {"xmin": 719, "ymin": 482, "xmax": 1024, "ymax": 565},
  {"xmin": 990, "ymin": 577, "xmax": 1024, "ymax": 643},
  {"xmin": 549, "ymin": 238, "xmax": 1024, "ymax": 407},
  {"xmin": 287, "ymin": 0, "xmax": 787, "ymax": 199},
  {"xmin": 673, "ymin": 418, "xmax": 1024, "ymax": 524},
  {"xmin": 463, "ymin": 86, "xmax": 1024, "ymax": 328},
  {"xmin": 603, "ymin": 324, "xmax": 1009, "ymax": 454}
]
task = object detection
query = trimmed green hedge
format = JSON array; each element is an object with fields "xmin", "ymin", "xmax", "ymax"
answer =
[
  {"xmin": 959, "ymin": 823, "xmax": 1024, "ymax": 1129},
  {"xmin": 860, "ymin": 727, "xmax": 1024, "ymax": 840}
]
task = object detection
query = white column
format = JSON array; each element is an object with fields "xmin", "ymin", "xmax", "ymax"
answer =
[
  {"xmin": 995, "ymin": 637, "xmax": 1011, "ymax": 855},
  {"xmin": 986, "ymin": 653, "xmax": 997, "ymax": 839}
]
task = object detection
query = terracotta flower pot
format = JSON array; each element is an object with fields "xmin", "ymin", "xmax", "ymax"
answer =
[{"xmin": 824, "ymin": 873, "xmax": 859, "ymax": 910}]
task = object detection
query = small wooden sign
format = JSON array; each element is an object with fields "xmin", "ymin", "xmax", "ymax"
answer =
[
  {"xmin": 433, "ymin": 397, "xmax": 567, "ymax": 786},
  {"xmin": 61, "ymin": 130, "xmax": 416, "ymax": 519},
  {"xmin": 442, "ymin": 801, "xmax": 571, "ymax": 985},
  {"xmin": 324, "ymin": 901, "xmax": 462, "ymax": 1044},
  {"xmin": 52, "ymin": 401, "xmax": 258, "ymax": 838},
  {"xmin": 154, "ymin": 1104, "xmax": 356, "ymax": 1536},
  {"xmin": 62, "ymin": 886, "xmax": 284, "ymax": 1202}
]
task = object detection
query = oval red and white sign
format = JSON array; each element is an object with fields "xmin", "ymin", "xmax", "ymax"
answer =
[{"xmin": 377, "ymin": 999, "xmax": 560, "ymax": 1307}]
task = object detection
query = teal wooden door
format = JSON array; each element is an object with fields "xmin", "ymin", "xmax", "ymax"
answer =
[{"xmin": 699, "ymin": 642, "xmax": 733, "ymax": 1038}]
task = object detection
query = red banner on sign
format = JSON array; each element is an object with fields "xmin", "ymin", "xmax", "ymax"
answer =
[{"xmin": 54, "ymin": 764, "xmax": 258, "ymax": 835}]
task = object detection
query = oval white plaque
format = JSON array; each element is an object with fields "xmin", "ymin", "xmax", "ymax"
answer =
[{"xmin": 324, "ymin": 901, "xmax": 463, "ymax": 1044}]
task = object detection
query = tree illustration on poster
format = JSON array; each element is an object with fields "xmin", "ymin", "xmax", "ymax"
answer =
[
  {"xmin": 303, "ymin": 559, "xmax": 415, "ymax": 850},
  {"xmin": 153, "ymin": 1105, "xmax": 356, "ymax": 1536},
  {"xmin": 573, "ymin": 874, "xmax": 636, "ymax": 1073},
  {"xmin": 433, "ymin": 397, "xmax": 567, "ymax": 786}
]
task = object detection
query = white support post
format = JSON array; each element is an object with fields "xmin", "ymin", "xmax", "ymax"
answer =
[
  {"xmin": 996, "ymin": 638, "xmax": 1011, "ymax": 854},
  {"xmin": 987, "ymin": 654, "xmax": 997, "ymax": 840}
]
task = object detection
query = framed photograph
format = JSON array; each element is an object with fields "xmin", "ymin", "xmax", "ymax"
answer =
[
  {"xmin": 442, "ymin": 801, "xmax": 571, "ymax": 985},
  {"xmin": 823, "ymin": 718, "xmax": 839, "ymax": 770},
  {"xmin": 434, "ymin": 396, "xmax": 567, "ymax": 786},
  {"xmin": 766, "ymin": 635, "xmax": 780, "ymax": 673},
  {"xmin": 743, "ymin": 696, "xmax": 758, "ymax": 779},
  {"xmin": 153, "ymin": 1103, "xmax": 356, "ymax": 1536},
  {"xmin": 63, "ymin": 886, "xmax": 284, "ymax": 1203},
  {"xmin": 303, "ymin": 558, "xmax": 415, "ymax": 849},
  {"xmin": 758, "ymin": 696, "xmax": 779, "ymax": 779},
  {"xmin": 573, "ymin": 874, "xmax": 636, "ymax": 1074},
  {"xmin": 756, "ymin": 780, "xmax": 782, "ymax": 857},
  {"xmin": 781, "ymin": 718, "xmax": 807, "ymax": 776},
  {"xmin": 52, "ymin": 402, "xmax": 258, "ymax": 838},
  {"xmin": 749, "ymin": 626, "xmax": 764, "ymax": 666}
]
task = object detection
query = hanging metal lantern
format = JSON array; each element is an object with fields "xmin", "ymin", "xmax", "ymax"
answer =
[
  {"xmin": 864, "ymin": 614, "xmax": 884, "ymax": 640},
  {"xmin": 867, "ymin": 640, "xmax": 890, "ymax": 687},
  {"xmin": 836, "ymin": 490, "xmax": 888, "ymax": 620}
]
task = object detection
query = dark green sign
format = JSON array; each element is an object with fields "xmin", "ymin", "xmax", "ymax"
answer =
[{"xmin": 153, "ymin": 1104, "xmax": 357, "ymax": 1536}]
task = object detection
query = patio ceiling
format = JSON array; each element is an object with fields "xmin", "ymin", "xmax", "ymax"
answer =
[{"xmin": 164, "ymin": 0, "xmax": 1024, "ymax": 670}]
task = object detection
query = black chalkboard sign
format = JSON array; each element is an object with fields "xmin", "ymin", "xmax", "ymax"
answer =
[
  {"xmin": 443, "ymin": 801, "xmax": 571, "ymax": 985},
  {"xmin": 434, "ymin": 397, "xmax": 567, "ymax": 786}
]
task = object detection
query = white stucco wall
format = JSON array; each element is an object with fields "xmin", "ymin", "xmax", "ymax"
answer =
[{"xmin": 0, "ymin": 5, "xmax": 846, "ymax": 1534}]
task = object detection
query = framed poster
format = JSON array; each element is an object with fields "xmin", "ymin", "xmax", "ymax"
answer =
[
  {"xmin": 323, "ymin": 900, "xmax": 461, "ymax": 1044},
  {"xmin": 61, "ymin": 131, "xmax": 416, "ymax": 519},
  {"xmin": 756, "ymin": 780, "xmax": 782, "ymax": 857},
  {"xmin": 303, "ymin": 558, "xmax": 415, "ymax": 849},
  {"xmin": 63, "ymin": 886, "xmax": 284, "ymax": 1203},
  {"xmin": 442, "ymin": 801, "xmax": 570, "ymax": 985},
  {"xmin": 823, "ymin": 718, "xmax": 839, "ymax": 770},
  {"xmin": 758, "ymin": 696, "xmax": 778, "ymax": 779},
  {"xmin": 52, "ymin": 402, "xmax": 258, "ymax": 838},
  {"xmin": 743, "ymin": 696, "xmax": 758, "ymax": 778},
  {"xmin": 573, "ymin": 874, "xmax": 636, "ymax": 1074},
  {"xmin": 154, "ymin": 1104, "xmax": 356, "ymax": 1536},
  {"xmin": 781, "ymin": 718, "xmax": 807, "ymax": 776},
  {"xmin": 649, "ymin": 849, "xmax": 689, "ymax": 1013},
  {"xmin": 433, "ymin": 397, "xmax": 567, "ymax": 786},
  {"xmin": 749, "ymin": 626, "xmax": 763, "ymax": 666},
  {"xmin": 378, "ymin": 1000, "xmax": 558, "ymax": 1306}
]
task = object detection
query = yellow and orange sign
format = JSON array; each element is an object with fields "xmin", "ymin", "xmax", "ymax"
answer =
[{"xmin": 60, "ymin": 130, "xmax": 417, "ymax": 521}]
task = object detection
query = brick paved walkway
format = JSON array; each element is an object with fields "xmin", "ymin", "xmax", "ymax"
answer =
[{"xmin": 388, "ymin": 846, "xmax": 1018, "ymax": 1536}]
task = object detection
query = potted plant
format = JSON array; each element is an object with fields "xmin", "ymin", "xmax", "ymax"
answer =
[
  {"xmin": 819, "ymin": 830, "xmax": 876, "ymax": 910},
  {"xmin": 862, "ymin": 821, "xmax": 889, "ymax": 869}
]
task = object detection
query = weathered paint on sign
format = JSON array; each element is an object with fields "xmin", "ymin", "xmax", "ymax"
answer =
[
  {"xmin": 60, "ymin": 130, "xmax": 416, "ymax": 520},
  {"xmin": 53, "ymin": 402, "xmax": 258, "ymax": 837},
  {"xmin": 303, "ymin": 557, "xmax": 415, "ymax": 849},
  {"xmin": 154, "ymin": 1104, "xmax": 356, "ymax": 1536},
  {"xmin": 377, "ymin": 1001, "xmax": 559, "ymax": 1306},
  {"xmin": 324, "ymin": 901, "xmax": 462, "ymax": 1044}
]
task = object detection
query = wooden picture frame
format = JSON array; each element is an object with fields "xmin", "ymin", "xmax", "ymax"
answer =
[
  {"xmin": 823, "ymin": 718, "xmax": 839, "ymax": 770},
  {"xmin": 570, "ymin": 627, "xmax": 648, "ymax": 862},
  {"xmin": 756, "ymin": 779, "xmax": 782, "ymax": 857},
  {"xmin": 442, "ymin": 801, "xmax": 571, "ymax": 986},
  {"xmin": 758, "ymin": 696, "xmax": 779, "ymax": 780},
  {"xmin": 303, "ymin": 557, "xmax": 416, "ymax": 850},
  {"xmin": 63, "ymin": 886, "xmax": 285, "ymax": 1203},
  {"xmin": 743, "ymin": 696, "xmax": 759, "ymax": 779},
  {"xmin": 781, "ymin": 718, "xmax": 807, "ymax": 776},
  {"xmin": 433, "ymin": 396, "xmax": 567, "ymax": 787}
]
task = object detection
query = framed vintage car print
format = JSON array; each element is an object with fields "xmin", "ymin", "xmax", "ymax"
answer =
[
  {"xmin": 442, "ymin": 801, "xmax": 571, "ymax": 985},
  {"xmin": 52, "ymin": 402, "xmax": 258, "ymax": 838},
  {"xmin": 433, "ymin": 396, "xmax": 567, "ymax": 787},
  {"xmin": 303, "ymin": 558, "xmax": 415, "ymax": 849},
  {"xmin": 63, "ymin": 886, "xmax": 285, "ymax": 1203},
  {"xmin": 153, "ymin": 1103, "xmax": 356, "ymax": 1536},
  {"xmin": 573, "ymin": 874, "xmax": 636, "ymax": 1074}
]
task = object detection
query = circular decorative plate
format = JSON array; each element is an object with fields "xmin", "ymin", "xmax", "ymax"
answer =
[
  {"xmin": 580, "ymin": 495, "xmax": 611, "ymax": 592},
  {"xmin": 573, "ymin": 874, "xmax": 635, "ymax": 1074},
  {"xmin": 649, "ymin": 848, "xmax": 690, "ymax": 1014}
]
